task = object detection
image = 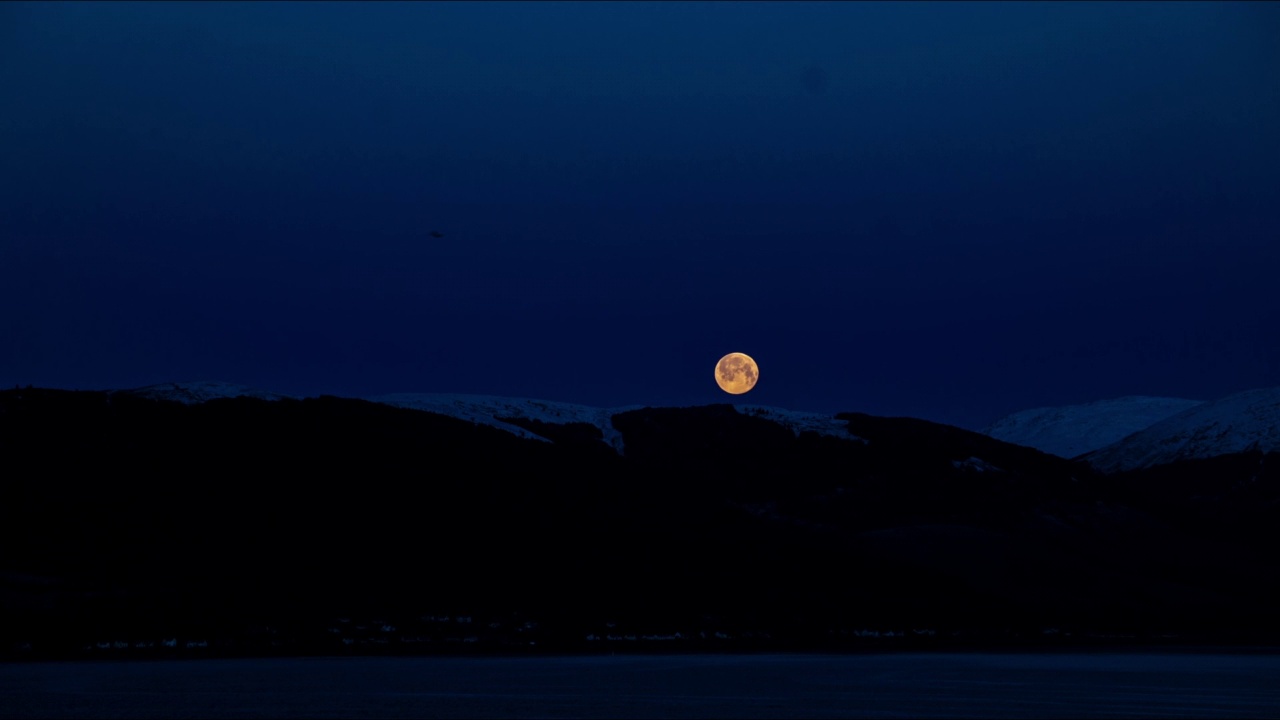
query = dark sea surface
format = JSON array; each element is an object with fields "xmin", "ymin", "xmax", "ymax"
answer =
[{"xmin": 3, "ymin": 652, "xmax": 1279, "ymax": 718}]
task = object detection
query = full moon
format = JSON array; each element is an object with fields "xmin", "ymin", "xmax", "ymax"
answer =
[{"xmin": 715, "ymin": 352, "xmax": 759, "ymax": 395}]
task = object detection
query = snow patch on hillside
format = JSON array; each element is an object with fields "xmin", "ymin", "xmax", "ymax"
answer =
[
  {"xmin": 983, "ymin": 396, "xmax": 1204, "ymax": 459},
  {"xmin": 1081, "ymin": 387, "xmax": 1280, "ymax": 473},
  {"xmin": 118, "ymin": 381, "xmax": 296, "ymax": 405},
  {"xmin": 952, "ymin": 456, "xmax": 1001, "ymax": 473},
  {"xmin": 367, "ymin": 394, "xmax": 642, "ymax": 452},
  {"xmin": 734, "ymin": 405, "xmax": 867, "ymax": 443}
]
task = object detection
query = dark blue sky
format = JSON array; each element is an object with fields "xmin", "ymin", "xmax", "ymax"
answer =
[{"xmin": 3, "ymin": 1, "xmax": 1278, "ymax": 429}]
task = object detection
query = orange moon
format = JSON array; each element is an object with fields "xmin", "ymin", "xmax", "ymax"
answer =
[{"xmin": 714, "ymin": 352, "xmax": 759, "ymax": 395}]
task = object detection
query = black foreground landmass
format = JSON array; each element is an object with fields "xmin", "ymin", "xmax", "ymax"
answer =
[{"xmin": 2, "ymin": 388, "xmax": 1279, "ymax": 661}]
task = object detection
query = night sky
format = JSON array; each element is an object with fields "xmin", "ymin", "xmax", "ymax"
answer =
[{"xmin": 3, "ymin": 1, "xmax": 1278, "ymax": 430}]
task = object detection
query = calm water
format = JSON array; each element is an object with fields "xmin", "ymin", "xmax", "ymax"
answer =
[{"xmin": 3, "ymin": 652, "xmax": 1280, "ymax": 718}]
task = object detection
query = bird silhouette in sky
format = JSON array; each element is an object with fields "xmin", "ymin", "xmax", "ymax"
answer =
[{"xmin": 429, "ymin": 230, "xmax": 444, "ymax": 239}]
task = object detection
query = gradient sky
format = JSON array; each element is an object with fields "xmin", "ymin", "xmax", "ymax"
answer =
[{"xmin": 2, "ymin": 1, "xmax": 1278, "ymax": 429}]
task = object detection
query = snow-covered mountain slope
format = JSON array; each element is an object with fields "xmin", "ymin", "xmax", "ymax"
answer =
[
  {"xmin": 1081, "ymin": 386, "xmax": 1280, "ymax": 473},
  {"xmin": 982, "ymin": 396, "xmax": 1204, "ymax": 459},
  {"xmin": 366, "ymin": 393, "xmax": 643, "ymax": 451},
  {"xmin": 117, "ymin": 381, "xmax": 296, "ymax": 405}
]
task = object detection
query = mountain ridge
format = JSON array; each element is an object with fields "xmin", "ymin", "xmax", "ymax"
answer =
[
  {"xmin": 1081, "ymin": 386, "xmax": 1280, "ymax": 473},
  {"xmin": 113, "ymin": 381, "xmax": 1280, "ymax": 471},
  {"xmin": 115, "ymin": 382, "xmax": 869, "ymax": 453},
  {"xmin": 2, "ymin": 385, "xmax": 1279, "ymax": 658},
  {"xmin": 982, "ymin": 396, "xmax": 1204, "ymax": 459}
]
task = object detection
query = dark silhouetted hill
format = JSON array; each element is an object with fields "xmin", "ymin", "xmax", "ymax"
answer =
[{"xmin": 2, "ymin": 388, "xmax": 1278, "ymax": 659}]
